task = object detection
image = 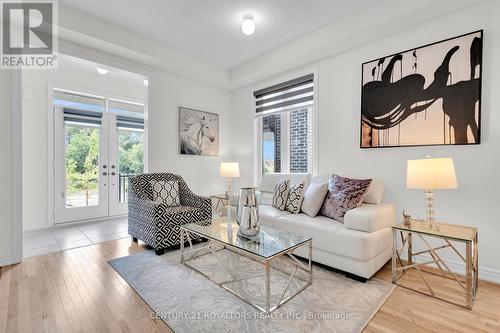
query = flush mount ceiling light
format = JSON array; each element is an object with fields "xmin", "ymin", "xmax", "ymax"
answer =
[
  {"xmin": 241, "ymin": 14, "xmax": 255, "ymax": 36},
  {"xmin": 96, "ymin": 67, "xmax": 108, "ymax": 75}
]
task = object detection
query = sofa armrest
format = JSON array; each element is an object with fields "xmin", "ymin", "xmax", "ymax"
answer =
[{"xmin": 344, "ymin": 203, "xmax": 396, "ymax": 233}]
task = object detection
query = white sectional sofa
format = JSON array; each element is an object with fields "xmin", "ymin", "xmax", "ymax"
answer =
[{"xmin": 230, "ymin": 173, "xmax": 396, "ymax": 280}]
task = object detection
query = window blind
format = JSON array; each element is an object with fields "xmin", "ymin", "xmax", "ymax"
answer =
[
  {"xmin": 63, "ymin": 108, "xmax": 103, "ymax": 126},
  {"xmin": 253, "ymin": 74, "xmax": 314, "ymax": 115},
  {"xmin": 54, "ymin": 90, "xmax": 105, "ymax": 113},
  {"xmin": 109, "ymin": 99, "xmax": 144, "ymax": 117},
  {"xmin": 109, "ymin": 99, "xmax": 144, "ymax": 130},
  {"xmin": 116, "ymin": 115, "xmax": 144, "ymax": 130}
]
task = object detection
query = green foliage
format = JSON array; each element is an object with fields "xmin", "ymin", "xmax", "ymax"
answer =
[
  {"xmin": 118, "ymin": 130, "xmax": 144, "ymax": 175},
  {"xmin": 64, "ymin": 126, "xmax": 144, "ymax": 206},
  {"xmin": 65, "ymin": 127, "xmax": 99, "ymax": 198}
]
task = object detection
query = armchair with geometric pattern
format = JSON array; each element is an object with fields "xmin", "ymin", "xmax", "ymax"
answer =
[{"xmin": 128, "ymin": 173, "xmax": 212, "ymax": 255}]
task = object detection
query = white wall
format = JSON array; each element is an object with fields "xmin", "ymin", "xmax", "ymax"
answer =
[
  {"xmin": 230, "ymin": 1, "xmax": 500, "ymax": 278},
  {"xmin": 22, "ymin": 61, "xmax": 145, "ymax": 230},
  {"xmin": 148, "ymin": 71, "xmax": 232, "ymax": 196},
  {"xmin": 0, "ymin": 70, "xmax": 13, "ymax": 265}
]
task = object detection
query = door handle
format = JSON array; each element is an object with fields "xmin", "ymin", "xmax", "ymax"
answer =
[
  {"xmin": 111, "ymin": 172, "xmax": 116, "ymax": 176},
  {"xmin": 103, "ymin": 165, "xmax": 107, "ymax": 169},
  {"xmin": 103, "ymin": 172, "xmax": 108, "ymax": 176}
]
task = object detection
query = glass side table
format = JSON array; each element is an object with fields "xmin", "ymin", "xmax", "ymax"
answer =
[
  {"xmin": 210, "ymin": 194, "xmax": 229, "ymax": 217},
  {"xmin": 392, "ymin": 219, "xmax": 478, "ymax": 309}
]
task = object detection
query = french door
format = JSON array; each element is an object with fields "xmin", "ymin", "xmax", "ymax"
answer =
[{"xmin": 54, "ymin": 103, "xmax": 144, "ymax": 224}]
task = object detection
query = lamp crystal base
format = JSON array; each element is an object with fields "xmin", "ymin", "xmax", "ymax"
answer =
[{"xmin": 424, "ymin": 189, "xmax": 438, "ymax": 230}]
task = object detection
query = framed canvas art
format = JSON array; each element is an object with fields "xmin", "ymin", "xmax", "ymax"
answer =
[
  {"xmin": 361, "ymin": 30, "xmax": 482, "ymax": 148},
  {"xmin": 179, "ymin": 107, "xmax": 219, "ymax": 156}
]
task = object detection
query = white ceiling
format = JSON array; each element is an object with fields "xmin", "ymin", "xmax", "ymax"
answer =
[
  {"xmin": 59, "ymin": 53, "xmax": 146, "ymax": 84},
  {"xmin": 60, "ymin": 0, "xmax": 376, "ymax": 69}
]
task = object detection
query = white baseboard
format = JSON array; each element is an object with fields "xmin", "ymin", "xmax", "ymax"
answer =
[
  {"xmin": 400, "ymin": 254, "xmax": 500, "ymax": 284},
  {"xmin": 0, "ymin": 256, "xmax": 12, "ymax": 267}
]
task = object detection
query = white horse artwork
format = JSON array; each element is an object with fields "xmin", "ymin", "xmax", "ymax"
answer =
[{"xmin": 179, "ymin": 107, "xmax": 219, "ymax": 156}]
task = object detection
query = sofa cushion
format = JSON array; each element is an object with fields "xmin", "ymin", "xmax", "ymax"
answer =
[
  {"xmin": 363, "ymin": 179, "xmax": 384, "ymax": 205},
  {"xmin": 286, "ymin": 182, "xmax": 305, "ymax": 214},
  {"xmin": 274, "ymin": 213, "xmax": 391, "ymax": 261},
  {"xmin": 259, "ymin": 173, "xmax": 311, "ymax": 192},
  {"xmin": 311, "ymin": 175, "xmax": 384, "ymax": 204},
  {"xmin": 301, "ymin": 182, "xmax": 328, "ymax": 217},
  {"xmin": 258, "ymin": 205, "xmax": 290, "ymax": 227},
  {"xmin": 150, "ymin": 180, "xmax": 180, "ymax": 207},
  {"xmin": 344, "ymin": 204, "xmax": 396, "ymax": 232},
  {"xmin": 320, "ymin": 175, "xmax": 372, "ymax": 223},
  {"xmin": 272, "ymin": 179, "xmax": 290, "ymax": 211}
]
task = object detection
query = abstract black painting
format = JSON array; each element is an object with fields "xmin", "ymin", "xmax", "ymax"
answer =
[{"xmin": 361, "ymin": 30, "xmax": 482, "ymax": 148}]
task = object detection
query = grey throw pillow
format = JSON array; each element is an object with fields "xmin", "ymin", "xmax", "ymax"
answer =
[
  {"xmin": 272, "ymin": 180, "xmax": 290, "ymax": 211},
  {"xmin": 286, "ymin": 182, "xmax": 305, "ymax": 214},
  {"xmin": 301, "ymin": 182, "xmax": 329, "ymax": 217},
  {"xmin": 150, "ymin": 180, "xmax": 180, "ymax": 207},
  {"xmin": 320, "ymin": 174, "xmax": 372, "ymax": 223}
]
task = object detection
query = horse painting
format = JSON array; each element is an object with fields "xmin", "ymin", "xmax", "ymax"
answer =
[{"xmin": 179, "ymin": 107, "xmax": 219, "ymax": 156}]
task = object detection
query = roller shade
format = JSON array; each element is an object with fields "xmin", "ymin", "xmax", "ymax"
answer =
[
  {"xmin": 109, "ymin": 99, "xmax": 144, "ymax": 130},
  {"xmin": 116, "ymin": 115, "xmax": 144, "ymax": 130},
  {"xmin": 54, "ymin": 90, "xmax": 105, "ymax": 113},
  {"xmin": 109, "ymin": 99, "xmax": 144, "ymax": 117},
  {"xmin": 63, "ymin": 108, "xmax": 102, "ymax": 126},
  {"xmin": 254, "ymin": 74, "xmax": 314, "ymax": 115}
]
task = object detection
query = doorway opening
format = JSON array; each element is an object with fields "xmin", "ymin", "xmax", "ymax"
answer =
[
  {"xmin": 22, "ymin": 53, "xmax": 148, "ymax": 258},
  {"xmin": 53, "ymin": 90, "xmax": 146, "ymax": 223}
]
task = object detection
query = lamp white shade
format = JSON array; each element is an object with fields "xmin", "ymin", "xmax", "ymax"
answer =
[
  {"xmin": 407, "ymin": 157, "xmax": 458, "ymax": 190},
  {"xmin": 220, "ymin": 162, "xmax": 240, "ymax": 178}
]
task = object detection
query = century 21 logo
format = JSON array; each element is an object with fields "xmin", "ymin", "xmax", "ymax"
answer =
[{"xmin": 2, "ymin": 2, "xmax": 53, "ymax": 54}]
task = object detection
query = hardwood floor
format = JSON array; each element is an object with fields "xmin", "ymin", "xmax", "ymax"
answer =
[{"xmin": 1, "ymin": 239, "xmax": 499, "ymax": 333}]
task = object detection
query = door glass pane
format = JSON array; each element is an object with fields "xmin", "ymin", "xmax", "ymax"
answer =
[
  {"xmin": 65, "ymin": 125, "xmax": 100, "ymax": 208},
  {"xmin": 118, "ymin": 129, "xmax": 144, "ymax": 202},
  {"xmin": 262, "ymin": 113, "xmax": 282, "ymax": 174}
]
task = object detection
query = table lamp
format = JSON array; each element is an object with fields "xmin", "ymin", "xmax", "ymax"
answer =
[
  {"xmin": 406, "ymin": 157, "xmax": 458, "ymax": 229},
  {"xmin": 220, "ymin": 162, "xmax": 240, "ymax": 199}
]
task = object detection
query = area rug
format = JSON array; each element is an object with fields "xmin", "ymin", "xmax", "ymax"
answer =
[{"xmin": 109, "ymin": 247, "xmax": 394, "ymax": 333}]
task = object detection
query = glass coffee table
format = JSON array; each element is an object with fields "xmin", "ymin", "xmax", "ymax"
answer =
[{"xmin": 180, "ymin": 218, "xmax": 313, "ymax": 314}]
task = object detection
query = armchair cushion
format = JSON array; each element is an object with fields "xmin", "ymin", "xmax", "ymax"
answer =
[{"xmin": 150, "ymin": 180, "xmax": 180, "ymax": 206}]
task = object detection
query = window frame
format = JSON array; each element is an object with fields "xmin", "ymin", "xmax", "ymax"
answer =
[{"xmin": 255, "ymin": 103, "xmax": 316, "ymax": 184}]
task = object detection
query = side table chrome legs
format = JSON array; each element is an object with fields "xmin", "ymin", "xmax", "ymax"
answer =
[{"xmin": 392, "ymin": 229, "xmax": 478, "ymax": 309}]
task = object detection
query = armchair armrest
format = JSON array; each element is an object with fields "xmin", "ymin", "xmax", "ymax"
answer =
[
  {"xmin": 344, "ymin": 203, "xmax": 396, "ymax": 233},
  {"xmin": 181, "ymin": 192, "xmax": 212, "ymax": 213}
]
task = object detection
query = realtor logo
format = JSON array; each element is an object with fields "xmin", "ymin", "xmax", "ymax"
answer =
[{"xmin": 1, "ymin": 0, "xmax": 58, "ymax": 68}]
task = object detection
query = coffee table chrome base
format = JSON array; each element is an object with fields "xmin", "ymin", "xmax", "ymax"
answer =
[{"xmin": 180, "ymin": 228, "xmax": 313, "ymax": 315}]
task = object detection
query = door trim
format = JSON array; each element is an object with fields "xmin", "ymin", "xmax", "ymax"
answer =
[{"xmin": 12, "ymin": 70, "xmax": 23, "ymax": 264}]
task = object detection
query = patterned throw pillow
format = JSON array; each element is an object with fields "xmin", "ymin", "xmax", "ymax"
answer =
[
  {"xmin": 320, "ymin": 175, "xmax": 372, "ymax": 223},
  {"xmin": 286, "ymin": 182, "xmax": 305, "ymax": 214},
  {"xmin": 150, "ymin": 180, "xmax": 180, "ymax": 207},
  {"xmin": 272, "ymin": 180, "xmax": 290, "ymax": 211}
]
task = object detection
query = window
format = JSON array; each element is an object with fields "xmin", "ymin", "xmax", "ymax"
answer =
[{"xmin": 255, "ymin": 74, "xmax": 314, "ymax": 175}]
